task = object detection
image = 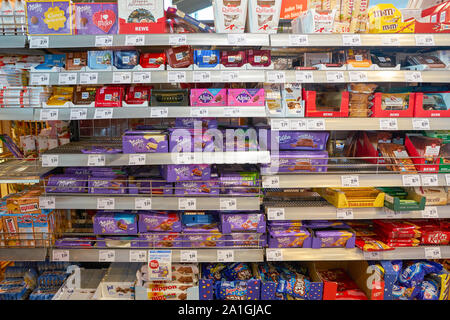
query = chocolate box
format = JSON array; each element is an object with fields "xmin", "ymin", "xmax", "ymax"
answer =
[
  {"xmin": 74, "ymin": 3, "xmax": 118, "ymax": 35},
  {"xmin": 276, "ymin": 131, "xmax": 329, "ymax": 151},
  {"xmin": 93, "ymin": 212, "xmax": 137, "ymax": 235},
  {"xmin": 118, "ymin": 0, "xmax": 165, "ymax": 34},
  {"xmin": 268, "ymin": 227, "xmax": 312, "ymax": 248},
  {"xmin": 193, "ymin": 50, "xmax": 220, "ymax": 69},
  {"xmin": 45, "ymin": 174, "xmax": 88, "ymax": 193},
  {"xmin": 140, "ymin": 53, "xmax": 166, "ymax": 69},
  {"xmin": 160, "ymin": 165, "xmax": 211, "ymax": 183},
  {"xmin": 213, "ymin": 0, "xmax": 248, "ymax": 33},
  {"xmin": 190, "ymin": 89, "xmax": 227, "ymax": 107},
  {"xmin": 174, "ymin": 118, "xmax": 218, "ymax": 128},
  {"xmin": 228, "ymin": 89, "xmax": 265, "ymax": 106},
  {"xmin": 226, "ymin": 233, "xmax": 266, "ymax": 247},
  {"xmin": 122, "ymin": 130, "xmax": 168, "ymax": 153},
  {"xmin": 183, "ymin": 232, "xmax": 227, "ymax": 248},
  {"xmin": 246, "ymin": 49, "xmax": 272, "ymax": 68},
  {"xmin": 87, "ymin": 50, "xmax": 113, "ymax": 70},
  {"xmin": 219, "ymin": 172, "xmax": 260, "ymax": 195},
  {"xmin": 25, "ymin": 0, "xmax": 72, "ymax": 35},
  {"xmin": 166, "ymin": 46, "xmax": 194, "ymax": 69},
  {"xmin": 169, "ymin": 128, "xmax": 214, "ymax": 152},
  {"xmin": 305, "ymin": 90, "xmax": 349, "ymax": 118},
  {"xmin": 138, "ymin": 212, "xmax": 182, "ymax": 233},
  {"xmin": 88, "ymin": 175, "xmax": 127, "ymax": 194},
  {"xmin": 133, "ymin": 233, "xmax": 183, "ymax": 248},
  {"xmin": 247, "ymin": 0, "xmax": 282, "ymax": 34},
  {"xmin": 113, "ymin": 50, "xmax": 139, "ymax": 70},
  {"xmin": 220, "ymin": 213, "xmax": 266, "ymax": 234},
  {"xmin": 220, "ymin": 50, "xmax": 247, "ymax": 69},
  {"xmin": 261, "ymin": 151, "xmax": 329, "ymax": 174},
  {"xmin": 150, "ymin": 89, "xmax": 189, "ymax": 106},
  {"xmin": 174, "ymin": 180, "xmax": 220, "ymax": 195},
  {"xmin": 128, "ymin": 178, "xmax": 173, "ymax": 195},
  {"xmin": 311, "ymin": 229, "xmax": 356, "ymax": 248}
]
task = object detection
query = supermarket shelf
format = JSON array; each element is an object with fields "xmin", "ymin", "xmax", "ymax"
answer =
[
  {"xmin": 0, "ymin": 159, "xmax": 54, "ymax": 184},
  {"xmin": 0, "ymin": 35, "xmax": 27, "ymax": 48},
  {"xmin": 267, "ymin": 246, "xmax": 450, "ymax": 261},
  {"xmin": 0, "ymin": 108, "xmax": 35, "ymax": 121},
  {"xmin": 47, "ymin": 195, "xmax": 261, "ymax": 211},
  {"xmin": 0, "ymin": 248, "xmax": 48, "ymax": 261},
  {"xmin": 50, "ymin": 248, "xmax": 265, "ymax": 263}
]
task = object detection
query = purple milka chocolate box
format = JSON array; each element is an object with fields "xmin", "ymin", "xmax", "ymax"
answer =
[
  {"xmin": 138, "ymin": 212, "xmax": 181, "ymax": 233},
  {"xmin": 268, "ymin": 227, "xmax": 311, "ymax": 248},
  {"xmin": 175, "ymin": 118, "xmax": 218, "ymax": 128},
  {"xmin": 160, "ymin": 164, "xmax": 211, "ymax": 183},
  {"xmin": 122, "ymin": 130, "xmax": 168, "ymax": 153},
  {"xmin": 261, "ymin": 151, "xmax": 329, "ymax": 174},
  {"xmin": 95, "ymin": 237, "xmax": 137, "ymax": 248},
  {"xmin": 45, "ymin": 174, "xmax": 88, "ymax": 193},
  {"xmin": 183, "ymin": 232, "xmax": 227, "ymax": 248},
  {"xmin": 273, "ymin": 131, "xmax": 329, "ymax": 151},
  {"xmin": 226, "ymin": 233, "xmax": 266, "ymax": 247},
  {"xmin": 74, "ymin": 3, "xmax": 118, "ymax": 35},
  {"xmin": 26, "ymin": 1, "xmax": 72, "ymax": 35},
  {"xmin": 93, "ymin": 212, "xmax": 137, "ymax": 235},
  {"xmin": 174, "ymin": 180, "xmax": 219, "ymax": 195},
  {"xmin": 128, "ymin": 178, "xmax": 173, "ymax": 195},
  {"xmin": 303, "ymin": 220, "xmax": 350, "ymax": 229},
  {"xmin": 219, "ymin": 172, "xmax": 260, "ymax": 195},
  {"xmin": 311, "ymin": 229, "xmax": 356, "ymax": 248},
  {"xmin": 88, "ymin": 175, "xmax": 127, "ymax": 194},
  {"xmin": 169, "ymin": 128, "xmax": 215, "ymax": 152},
  {"xmin": 132, "ymin": 233, "xmax": 183, "ymax": 248},
  {"xmin": 220, "ymin": 213, "xmax": 266, "ymax": 234},
  {"xmin": 64, "ymin": 167, "xmax": 91, "ymax": 175}
]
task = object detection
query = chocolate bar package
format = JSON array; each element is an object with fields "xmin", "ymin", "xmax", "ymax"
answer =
[
  {"xmin": 128, "ymin": 178, "xmax": 173, "ymax": 195},
  {"xmin": 166, "ymin": 7, "xmax": 214, "ymax": 33},
  {"xmin": 276, "ymin": 131, "xmax": 329, "ymax": 151},
  {"xmin": 312, "ymin": 229, "xmax": 355, "ymax": 248},
  {"xmin": 73, "ymin": 86, "xmax": 98, "ymax": 105},
  {"xmin": 124, "ymin": 86, "xmax": 151, "ymax": 105},
  {"xmin": 160, "ymin": 165, "xmax": 211, "ymax": 182},
  {"xmin": 261, "ymin": 151, "xmax": 329, "ymax": 174},
  {"xmin": 174, "ymin": 180, "xmax": 220, "ymax": 195},
  {"xmin": 93, "ymin": 212, "xmax": 137, "ymax": 235},
  {"xmin": 113, "ymin": 50, "xmax": 139, "ymax": 69},
  {"xmin": 228, "ymin": 89, "xmax": 265, "ymax": 106},
  {"xmin": 138, "ymin": 212, "xmax": 182, "ymax": 233},
  {"xmin": 219, "ymin": 172, "xmax": 259, "ymax": 195},
  {"xmin": 183, "ymin": 232, "xmax": 227, "ymax": 248},
  {"xmin": 169, "ymin": 128, "xmax": 215, "ymax": 152},
  {"xmin": 220, "ymin": 50, "xmax": 247, "ymax": 68},
  {"xmin": 264, "ymin": 84, "xmax": 282, "ymax": 116},
  {"xmin": 25, "ymin": 0, "xmax": 72, "ymax": 35},
  {"xmin": 151, "ymin": 89, "xmax": 189, "ymax": 106},
  {"xmin": 87, "ymin": 50, "xmax": 112, "ymax": 70},
  {"xmin": 247, "ymin": 0, "xmax": 282, "ymax": 34},
  {"xmin": 378, "ymin": 143, "xmax": 416, "ymax": 173},
  {"xmin": 122, "ymin": 130, "xmax": 168, "ymax": 153},
  {"xmin": 45, "ymin": 175, "xmax": 88, "ymax": 193},
  {"xmin": 193, "ymin": 50, "xmax": 220, "ymax": 68},
  {"xmin": 88, "ymin": 175, "xmax": 127, "ymax": 194},
  {"xmin": 227, "ymin": 233, "xmax": 266, "ymax": 247},
  {"xmin": 140, "ymin": 53, "xmax": 166, "ymax": 69},
  {"xmin": 268, "ymin": 227, "xmax": 311, "ymax": 248},
  {"xmin": 213, "ymin": 0, "xmax": 248, "ymax": 33},
  {"xmin": 190, "ymin": 89, "xmax": 227, "ymax": 107},
  {"xmin": 133, "ymin": 233, "xmax": 183, "ymax": 248},
  {"xmin": 166, "ymin": 46, "xmax": 194, "ymax": 69},
  {"xmin": 66, "ymin": 52, "xmax": 87, "ymax": 70},
  {"xmin": 282, "ymin": 84, "xmax": 303, "ymax": 117},
  {"xmin": 220, "ymin": 213, "xmax": 266, "ymax": 234},
  {"xmin": 95, "ymin": 86, "xmax": 124, "ymax": 107},
  {"xmin": 174, "ymin": 118, "xmax": 218, "ymax": 128},
  {"xmin": 246, "ymin": 49, "xmax": 271, "ymax": 67}
]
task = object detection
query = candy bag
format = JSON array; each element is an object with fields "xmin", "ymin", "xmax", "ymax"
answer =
[
  {"xmin": 417, "ymin": 279, "xmax": 440, "ymax": 300},
  {"xmin": 355, "ymin": 236, "xmax": 394, "ymax": 251},
  {"xmin": 398, "ymin": 261, "xmax": 443, "ymax": 288}
]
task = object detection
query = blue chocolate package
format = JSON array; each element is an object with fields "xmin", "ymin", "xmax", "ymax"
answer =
[
  {"xmin": 398, "ymin": 261, "xmax": 443, "ymax": 288},
  {"xmin": 88, "ymin": 50, "xmax": 113, "ymax": 70},
  {"xmin": 35, "ymin": 54, "xmax": 66, "ymax": 70},
  {"xmin": 417, "ymin": 279, "xmax": 440, "ymax": 300},
  {"xmin": 194, "ymin": 50, "xmax": 220, "ymax": 68},
  {"xmin": 222, "ymin": 263, "xmax": 253, "ymax": 281},
  {"xmin": 392, "ymin": 284, "xmax": 420, "ymax": 300},
  {"xmin": 113, "ymin": 50, "xmax": 140, "ymax": 69},
  {"xmin": 215, "ymin": 280, "xmax": 249, "ymax": 300}
]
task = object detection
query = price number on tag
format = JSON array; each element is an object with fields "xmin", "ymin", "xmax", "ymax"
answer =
[
  {"xmin": 307, "ymin": 119, "xmax": 326, "ymax": 130},
  {"xmin": 379, "ymin": 118, "xmax": 398, "ymax": 130},
  {"xmin": 129, "ymin": 154, "xmax": 146, "ymax": 165},
  {"xmin": 363, "ymin": 251, "xmax": 382, "ymax": 260},
  {"xmin": 382, "ymin": 35, "xmax": 400, "ymax": 46},
  {"xmin": 421, "ymin": 174, "xmax": 438, "ymax": 187},
  {"xmin": 190, "ymin": 108, "xmax": 208, "ymax": 117},
  {"xmin": 220, "ymin": 198, "xmax": 237, "ymax": 210},
  {"xmin": 267, "ymin": 208, "xmax": 285, "ymax": 220},
  {"xmin": 221, "ymin": 71, "xmax": 239, "ymax": 82},
  {"xmin": 342, "ymin": 34, "xmax": 362, "ymax": 46},
  {"xmin": 341, "ymin": 175, "xmax": 359, "ymax": 187},
  {"xmin": 87, "ymin": 154, "xmax": 105, "ymax": 166},
  {"xmin": 412, "ymin": 118, "xmax": 430, "ymax": 130},
  {"xmin": 129, "ymin": 250, "xmax": 147, "ymax": 262},
  {"xmin": 58, "ymin": 73, "xmax": 77, "ymax": 85},
  {"xmin": 349, "ymin": 71, "xmax": 368, "ymax": 82},
  {"xmin": 289, "ymin": 34, "xmax": 309, "ymax": 46},
  {"xmin": 227, "ymin": 34, "xmax": 246, "ymax": 45},
  {"xmin": 290, "ymin": 119, "xmax": 307, "ymax": 130},
  {"xmin": 79, "ymin": 72, "xmax": 98, "ymax": 84},
  {"xmin": 133, "ymin": 72, "xmax": 151, "ymax": 83},
  {"xmin": 95, "ymin": 35, "xmax": 113, "ymax": 47},
  {"xmin": 267, "ymin": 249, "xmax": 283, "ymax": 261},
  {"xmin": 402, "ymin": 174, "xmax": 421, "ymax": 187},
  {"xmin": 135, "ymin": 198, "xmax": 152, "ymax": 210},
  {"xmin": 42, "ymin": 154, "xmax": 59, "ymax": 167},
  {"xmin": 405, "ymin": 71, "xmax": 423, "ymax": 83},
  {"xmin": 169, "ymin": 34, "xmax": 187, "ymax": 45},
  {"xmin": 262, "ymin": 176, "xmax": 280, "ymax": 188},
  {"xmin": 99, "ymin": 250, "xmax": 115, "ymax": 262},
  {"xmin": 30, "ymin": 73, "xmax": 49, "ymax": 86},
  {"xmin": 415, "ymin": 34, "xmax": 435, "ymax": 46},
  {"xmin": 180, "ymin": 250, "xmax": 197, "ymax": 263},
  {"xmin": 326, "ymin": 71, "xmax": 345, "ymax": 83},
  {"xmin": 39, "ymin": 196, "xmax": 55, "ymax": 209},
  {"xmin": 424, "ymin": 247, "xmax": 441, "ymax": 259},
  {"xmin": 125, "ymin": 35, "xmax": 145, "ymax": 46},
  {"xmin": 97, "ymin": 198, "xmax": 115, "ymax": 210},
  {"xmin": 267, "ymin": 71, "xmax": 286, "ymax": 83},
  {"xmin": 113, "ymin": 72, "xmax": 131, "ymax": 83},
  {"xmin": 168, "ymin": 71, "xmax": 186, "ymax": 83},
  {"xmin": 94, "ymin": 108, "xmax": 113, "ymax": 119},
  {"xmin": 53, "ymin": 250, "xmax": 69, "ymax": 262},
  {"xmin": 70, "ymin": 108, "xmax": 88, "ymax": 120},
  {"xmin": 150, "ymin": 107, "xmax": 168, "ymax": 118},
  {"xmin": 224, "ymin": 108, "xmax": 241, "ymax": 117},
  {"xmin": 295, "ymin": 71, "xmax": 314, "ymax": 83},
  {"xmin": 336, "ymin": 208, "xmax": 354, "ymax": 219},
  {"xmin": 193, "ymin": 71, "xmax": 211, "ymax": 82},
  {"xmin": 271, "ymin": 119, "xmax": 289, "ymax": 131},
  {"xmin": 217, "ymin": 250, "xmax": 234, "ymax": 262},
  {"xmin": 422, "ymin": 206, "xmax": 439, "ymax": 218},
  {"xmin": 179, "ymin": 198, "xmax": 196, "ymax": 210},
  {"xmin": 40, "ymin": 109, "xmax": 58, "ymax": 121},
  {"xmin": 30, "ymin": 36, "xmax": 49, "ymax": 48}
]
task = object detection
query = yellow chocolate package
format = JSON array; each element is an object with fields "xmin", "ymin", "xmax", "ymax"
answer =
[
  {"xmin": 46, "ymin": 86, "xmax": 74, "ymax": 106},
  {"xmin": 368, "ymin": 4, "xmax": 415, "ymax": 33}
]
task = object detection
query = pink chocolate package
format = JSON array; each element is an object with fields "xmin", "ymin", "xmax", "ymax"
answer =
[
  {"xmin": 190, "ymin": 89, "xmax": 227, "ymax": 107},
  {"xmin": 228, "ymin": 89, "xmax": 265, "ymax": 106}
]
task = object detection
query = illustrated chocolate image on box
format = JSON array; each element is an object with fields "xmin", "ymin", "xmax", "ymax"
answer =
[{"xmin": 74, "ymin": 3, "xmax": 118, "ymax": 35}]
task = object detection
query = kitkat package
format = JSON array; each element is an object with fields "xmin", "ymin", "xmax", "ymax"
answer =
[
  {"xmin": 118, "ymin": 0, "xmax": 165, "ymax": 34},
  {"xmin": 74, "ymin": 3, "xmax": 118, "ymax": 35},
  {"xmin": 26, "ymin": 0, "xmax": 72, "ymax": 35}
]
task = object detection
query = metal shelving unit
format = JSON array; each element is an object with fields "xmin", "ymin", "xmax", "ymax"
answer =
[
  {"xmin": 0, "ymin": 248, "xmax": 48, "ymax": 261},
  {"xmin": 0, "ymin": 35, "xmax": 27, "ymax": 48},
  {"xmin": 0, "ymin": 109, "xmax": 35, "ymax": 121},
  {"xmin": 0, "ymin": 159, "xmax": 54, "ymax": 184}
]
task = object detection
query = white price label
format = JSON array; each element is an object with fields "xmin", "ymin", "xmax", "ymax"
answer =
[
  {"xmin": 95, "ymin": 35, "xmax": 113, "ymax": 47},
  {"xmin": 267, "ymin": 208, "xmax": 285, "ymax": 220},
  {"xmin": 363, "ymin": 251, "xmax": 382, "ymax": 260},
  {"xmin": 412, "ymin": 118, "xmax": 430, "ymax": 130},
  {"xmin": 97, "ymin": 198, "xmax": 115, "ymax": 210},
  {"xmin": 402, "ymin": 174, "xmax": 421, "ymax": 187},
  {"xmin": 79, "ymin": 72, "xmax": 98, "ymax": 84},
  {"xmin": 125, "ymin": 34, "xmax": 145, "ymax": 46},
  {"xmin": 168, "ymin": 71, "xmax": 186, "ymax": 83},
  {"xmin": 271, "ymin": 119, "xmax": 289, "ymax": 131},
  {"xmin": 383, "ymin": 207, "xmax": 396, "ymax": 218},
  {"xmin": 94, "ymin": 108, "xmax": 113, "ymax": 119},
  {"xmin": 30, "ymin": 36, "xmax": 49, "ymax": 48},
  {"xmin": 262, "ymin": 176, "xmax": 280, "ymax": 188},
  {"xmin": 179, "ymin": 198, "xmax": 196, "ymax": 210},
  {"xmin": 217, "ymin": 250, "xmax": 234, "ymax": 262},
  {"xmin": 424, "ymin": 247, "xmax": 441, "ymax": 259},
  {"xmin": 379, "ymin": 118, "xmax": 398, "ymax": 130},
  {"xmin": 52, "ymin": 250, "xmax": 69, "ymax": 262},
  {"xmin": 87, "ymin": 154, "xmax": 105, "ymax": 166},
  {"xmin": 349, "ymin": 71, "xmax": 368, "ymax": 82},
  {"xmin": 221, "ymin": 71, "xmax": 239, "ymax": 82},
  {"xmin": 422, "ymin": 206, "xmax": 439, "ymax": 218},
  {"xmin": 405, "ymin": 71, "xmax": 423, "ymax": 83},
  {"xmin": 135, "ymin": 198, "xmax": 152, "ymax": 210},
  {"xmin": 70, "ymin": 108, "xmax": 88, "ymax": 120},
  {"xmin": 258, "ymin": 151, "xmax": 271, "ymax": 164},
  {"xmin": 289, "ymin": 34, "xmax": 309, "ymax": 46},
  {"xmin": 267, "ymin": 249, "xmax": 283, "ymax": 261},
  {"xmin": 180, "ymin": 250, "xmax": 197, "ymax": 263},
  {"xmin": 220, "ymin": 198, "xmax": 237, "ymax": 210},
  {"xmin": 341, "ymin": 175, "xmax": 359, "ymax": 187},
  {"xmin": 129, "ymin": 250, "xmax": 147, "ymax": 262},
  {"xmin": 224, "ymin": 108, "xmax": 241, "ymax": 117},
  {"xmin": 342, "ymin": 34, "xmax": 362, "ymax": 46},
  {"xmin": 176, "ymin": 153, "xmax": 196, "ymax": 164},
  {"xmin": 169, "ymin": 34, "xmax": 187, "ymax": 45},
  {"xmin": 99, "ymin": 250, "xmax": 115, "ymax": 262},
  {"xmin": 150, "ymin": 107, "xmax": 168, "ymax": 118},
  {"xmin": 133, "ymin": 72, "xmax": 151, "ymax": 83},
  {"xmin": 295, "ymin": 71, "xmax": 314, "ymax": 83},
  {"xmin": 290, "ymin": 119, "xmax": 307, "ymax": 130},
  {"xmin": 39, "ymin": 196, "xmax": 56, "ymax": 209},
  {"xmin": 40, "ymin": 109, "xmax": 58, "ymax": 121},
  {"xmin": 190, "ymin": 108, "xmax": 209, "ymax": 117},
  {"xmin": 415, "ymin": 34, "xmax": 435, "ymax": 46},
  {"xmin": 42, "ymin": 154, "xmax": 59, "ymax": 167},
  {"xmin": 129, "ymin": 154, "xmax": 146, "ymax": 165},
  {"xmin": 113, "ymin": 72, "xmax": 131, "ymax": 83},
  {"xmin": 336, "ymin": 208, "xmax": 354, "ymax": 219},
  {"xmin": 307, "ymin": 119, "xmax": 326, "ymax": 130},
  {"xmin": 382, "ymin": 35, "xmax": 400, "ymax": 46},
  {"xmin": 227, "ymin": 34, "xmax": 246, "ymax": 45},
  {"xmin": 446, "ymin": 174, "xmax": 450, "ymax": 186},
  {"xmin": 30, "ymin": 73, "xmax": 49, "ymax": 86},
  {"xmin": 326, "ymin": 71, "xmax": 345, "ymax": 83},
  {"xmin": 58, "ymin": 72, "xmax": 77, "ymax": 85},
  {"xmin": 421, "ymin": 174, "xmax": 439, "ymax": 187},
  {"xmin": 267, "ymin": 71, "xmax": 286, "ymax": 83},
  {"xmin": 193, "ymin": 71, "xmax": 211, "ymax": 83}
]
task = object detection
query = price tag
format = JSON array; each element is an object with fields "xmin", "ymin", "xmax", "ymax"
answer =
[
  {"xmin": 30, "ymin": 73, "xmax": 49, "ymax": 86},
  {"xmin": 422, "ymin": 206, "xmax": 439, "ymax": 218},
  {"xmin": 167, "ymin": 71, "xmax": 186, "ymax": 83},
  {"xmin": 341, "ymin": 175, "xmax": 359, "ymax": 187},
  {"xmin": 58, "ymin": 73, "xmax": 77, "ymax": 85},
  {"xmin": 70, "ymin": 108, "xmax": 88, "ymax": 120},
  {"xmin": 295, "ymin": 71, "xmax": 314, "ymax": 83},
  {"xmin": 415, "ymin": 34, "xmax": 435, "ymax": 46},
  {"xmin": 227, "ymin": 34, "xmax": 246, "ymax": 45},
  {"xmin": 267, "ymin": 71, "xmax": 286, "ymax": 83},
  {"xmin": 262, "ymin": 176, "xmax": 280, "ymax": 189},
  {"xmin": 405, "ymin": 71, "xmax": 423, "ymax": 83},
  {"xmin": 87, "ymin": 154, "xmax": 105, "ymax": 166},
  {"xmin": 424, "ymin": 247, "xmax": 441, "ymax": 259},
  {"xmin": 402, "ymin": 174, "xmax": 421, "ymax": 187},
  {"xmin": 99, "ymin": 250, "xmax": 115, "ymax": 262},
  {"xmin": 290, "ymin": 119, "xmax": 307, "ymax": 130},
  {"xmin": 421, "ymin": 174, "xmax": 439, "ymax": 187},
  {"xmin": 97, "ymin": 198, "xmax": 115, "ymax": 210},
  {"xmin": 169, "ymin": 34, "xmax": 187, "ymax": 45},
  {"xmin": 193, "ymin": 71, "xmax": 211, "ymax": 82},
  {"xmin": 190, "ymin": 108, "xmax": 209, "ymax": 117},
  {"xmin": 342, "ymin": 34, "xmax": 362, "ymax": 46},
  {"xmin": 267, "ymin": 208, "xmax": 285, "ymax": 220},
  {"xmin": 217, "ymin": 250, "xmax": 234, "ymax": 262},
  {"xmin": 39, "ymin": 196, "xmax": 56, "ymax": 209},
  {"xmin": 224, "ymin": 108, "xmax": 241, "ymax": 117},
  {"xmin": 42, "ymin": 154, "xmax": 59, "ymax": 167},
  {"xmin": 94, "ymin": 108, "xmax": 113, "ymax": 119},
  {"xmin": 179, "ymin": 198, "xmax": 196, "ymax": 210},
  {"xmin": 271, "ymin": 119, "xmax": 289, "ymax": 131},
  {"xmin": 180, "ymin": 250, "xmax": 197, "ymax": 263},
  {"xmin": 40, "ymin": 109, "xmax": 58, "ymax": 121},
  {"xmin": 412, "ymin": 118, "xmax": 430, "ymax": 130},
  {"xmin": 129, "ymin": 250, "xmax": 147, "ymax": 262},
  {"xmin": 220, "ymin": 198, "xmax": 237, "ymax": 210},
  {"xmin": 79, "ymin": 72, "xmax": 98, "ymax": 84},
  {"xmin": 95, "ymin": 35, "xmax": 113, "ymax": 47},
  {"xmin": 383, "ymin": 207, "xmax": 396, "ymax": 218},
  {"xmin": 132, "ymin": 72, "xmax": 151, "ymax": 83},
  {"xmin": 129, "ymin": 154, "xmax": 146, "ymax": 165},
  {"xmin": 349, "ymin": 71, "xmax": 368, "ymax": 82},
  {"xmin": 113, "ymin": 72, "xmax": 131, "ymax": 83},
  {"xmin": 52, "ymin": 250, "xmax": 69, "ymax": 262},
  {"xmin": 326, "ymin": 71, "xmax": 345, "ymax": 83},
  {"xmin": 379, "ymin": 118, "xmax": 398, "ymax": 130},
  {"xmin": 446, "ymin": 174, "xmax": 450, "ymax": 186},
  {"xmin": 267, "ymin": 249, "xmax": 283, "ymax": 261},
  {"xmin": 258, "ymin": 151, "xmax": 271, "ymax": 164},
  {"xmin": 382, "ymin": 35, "xmax": 400, "ymax": 46},
  {"xmin": 289, "ymin": 34, "xmax": 309, "ymax": 46},
  {"xmin": 125, "ymin": 34, "xmax": 145, "ymax": 46},
  {"xmin": 221, "ymin": 71, "xmax": 239, "ymax": 82},
  {"xmin": 150, "ymin": 107, "xmax": 168, "ymax": 118},
  {"xmin": 363, "ymin": 251, "xmax": 382, "ymax": 260},
  {"xmin": 176, "ymin": 153, "xmax": 196, "ymax": 164},
  {"xmin": 135, "ymin": 198, "xmax": 152, "ymax": 210},
  {"xmin": 30, "ymin": 36, "xmax": 49, "ymax": 48},
  {"xmin": 307, "ymin": 119, "xmax": 326, "ymax": 130},
  {"xmin": 336, "ymin": 208, "xmax": 354, "ymax": 219}
]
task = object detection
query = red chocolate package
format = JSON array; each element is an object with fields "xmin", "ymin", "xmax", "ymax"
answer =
[
  {"xmin": 373, "ymin": 220, "xmax": 420, "ymax": 233},
  {"xmin": 125, "ymin": 86, "xmax": 151, "ymax": 105},
  {"xmin": 316, "ymin": 268, "xmax": 359, "ymax": 292},
  {"xmin": 335, "ymin": 289, "xmax": 368, "ymax": 300},
  {"xmin": 382, "ymin": 238, "xmax": 420, "ymax": 247},
  {"xmin": 95, "ymin": 86, "xmax": 124, "ymax": 107},
  {"xmin": 140, "ymin": 53, "xmax": 166, "ymax": 68},
  {"xmin": 246, "ymin": 49, "xmax": 271, "ymax": 67},
  {"xmin": 220, "ymin": 50, "xmax": 247, "ymax": 68},
  {"xmin": 166, "ymin": 46, "xmax": 194, "ymax": 68},
  {"xmin": 375, "ymin": 227, "xmax": 421, "ymax": 239}
]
